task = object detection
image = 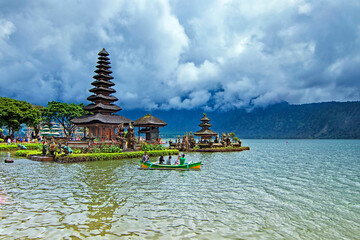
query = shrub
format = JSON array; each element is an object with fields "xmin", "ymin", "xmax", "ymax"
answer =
[
  {"xmin": 15, "ymin": 150, "xmax": 42, "ymax": 157},
  {"xmin": 58, "ymin": 149, "xmax": 179, "ymax": 163},
  {"xmin": 0, "ymin": 143, "xmax": 42, "ymax": 151},
  {"xmin": 0, "ymin": 139, "xmax": 4, "ymax": 143},
  {"xmin": 81, "ymin": 142, "xmax": 123, "ymax": 153},
  {"xmin": 141, "ymin": 142, "xmax": 166, "ymax": 151}
]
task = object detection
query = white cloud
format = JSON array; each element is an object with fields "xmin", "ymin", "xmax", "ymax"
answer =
[{"xmin": 0, "ymin": 0, "xmax": 359, "ymax": 110}]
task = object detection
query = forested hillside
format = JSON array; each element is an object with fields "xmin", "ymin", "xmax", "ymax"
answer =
[{"xmin": 122, "ymin": 101, "xmax": 360, "ymax": 139}]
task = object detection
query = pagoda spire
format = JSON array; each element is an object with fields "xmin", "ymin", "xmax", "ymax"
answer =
[
  {"xmin": 84, "ymin": 48, "xmax": 122, "ymax": 115},
  {"xmin": 194, "ymin": 113, "xmax": 218, "ymax": 140}
]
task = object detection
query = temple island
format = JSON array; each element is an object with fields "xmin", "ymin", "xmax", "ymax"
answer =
[
  {"xmin": 169, "ymin": 113, "xmax": 250, "ymax": 152},
  {"xmin": 11, "ymin": 48, "xmax": 248, "ymax": 163}
]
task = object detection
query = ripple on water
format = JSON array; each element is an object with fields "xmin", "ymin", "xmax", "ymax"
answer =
[{"xmin": 1, "ymin": 140, "xmax": 360, "ymax": 239}]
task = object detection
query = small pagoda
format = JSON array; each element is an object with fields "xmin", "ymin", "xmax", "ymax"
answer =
[
  {"xmin": 72, "ymin": 48, "xmax": 131, "ymax": 140},
  {"xmin": 194, "ymin": 113, "xmax": 218, "ymax": 142},
  {"xmin": 133, "ymin": 114, "xmax": 167, "ymax": 142}
]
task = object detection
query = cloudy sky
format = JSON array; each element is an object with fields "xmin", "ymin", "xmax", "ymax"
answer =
[{"xmin": 1, "ymin": 0, "xmax": 360, "ymax": 110}]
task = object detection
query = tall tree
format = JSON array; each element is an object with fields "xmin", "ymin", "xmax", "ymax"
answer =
[
  {"xmin": 29, "ymin": 105, "xmax": 44, "ymax": 138},
  {"xmin": 42, "ymin": 101, "xmax": 86, "ymax": 137},
  {"xmin": 0, "ymin": 97, "xmax": 42, "ymax": 138}
]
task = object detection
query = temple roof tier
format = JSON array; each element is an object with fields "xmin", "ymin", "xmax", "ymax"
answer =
[
  {"xmin": 98, "ymin": 48, "xmax": 109, "ymax": 56},
  {"xmin": 89, "ymin": 86, "xmax": 116, "ymax": 94},
  {"xmin": 93, "ymin": 74, "xmax": 114, "ymax": 80},
  {"xmin": 97, "ymin": 60, "xmax": 111, "ymax": 65},
  {"xmin": 98, "ymin": 56, "xmax": 110, "ymax": 61},
  {"xmin": 83, "ymin": 103, "xmax": 122, "ymax": 112},
  {"xmin": 94, "ymin": 68, "xmax": 112, "ymax": 75},
  {"xmin": 133, "ymin": 114, "xmax": 167, "ymax": 127},
  {"xmin": 72, "ymin": 113, "xmax": 131, "ymax": 125},
  {"xmin": 96, "ymin": 64, "xmax": 111, "ymax": 69},
  {"xmin": 200, "ymin": 115, "xmax": 211, "ymax": 122},
  {"xmin": 91, "ymin": 80, "xmax": 115, "ymax": 87},
  {"xmin": 87, "ymin": 94, "xmax": 118, "ymax": 102},
  {"xmin": 194, "ymin": 129, "xmax": 218, "ymax": 136},
  {"xmin": 199, "ymin": 122, "xmax": 212, "ymax": 128}
]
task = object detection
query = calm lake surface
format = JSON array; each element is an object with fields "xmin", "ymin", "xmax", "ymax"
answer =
[{"xmin": 1, "ymin": 139, "xmax": 359, "ymax": 239}]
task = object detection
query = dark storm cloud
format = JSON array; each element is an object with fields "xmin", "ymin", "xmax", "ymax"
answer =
[{"xmin": 0, "ymin": 0, "xmax": 359, "ymax": 110}]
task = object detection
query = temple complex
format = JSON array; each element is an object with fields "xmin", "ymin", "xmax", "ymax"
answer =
[
  {"xmin": 133, "ymin": 114, "xmax": 167, "ymax": 142},
  {"xmin": 194, "ymin": 113, "xmax": 218, "ymax": 142},
  {"xmin": 72, "ymin": 48, "xmax": 131, "ymax": 140},
  {"xmin": 169, "ymin": 113, "xmax": 249, "ymax": 152}
]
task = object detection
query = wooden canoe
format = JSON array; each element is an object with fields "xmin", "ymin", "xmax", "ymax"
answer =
[{"xmin": 139, "ymin": 161, "xmax": 201, "ymax": 170}]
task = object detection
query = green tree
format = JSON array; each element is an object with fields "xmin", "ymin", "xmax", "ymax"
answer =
[
  {"xmin": 0, "ymin": 97, "xmax": 42, "ymax": 138},
  {"xmin": 28, "ymin": 105, "xmax": 43, "ymax": 138},
  {"xmin": 42, "ymin": 101, "xmax": 86, "ymax": 138}
]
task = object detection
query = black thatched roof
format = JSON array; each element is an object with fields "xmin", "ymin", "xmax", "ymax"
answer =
[
  {"xmin": 200, "ymin": 115, "xmax": 211, "ymax": 122},
  {"xmin": 133, "ymin": 114, "xmax": 167, "ymax": 127},
  {"xmin": 91, "ymin": 80, "xmax": 115, "ymax": 87},
  {"xmin": 94, "ymin": 68, "xmax": 112, "ymax": 74},
  {"xmin": 83, "ymin": 103, "xmax": 122, "ymax": 112},
  {"xmin": 71, "ymin": 113, "xmax": 132, "ymax": 125},
  {"xmin": 89, "ymin": 86, "xmax": 116, "ymax": 94},
  {"xmin": 98, "ymin": 48, "xmax": 109, "ymax": 56},
  {"xmin": 194, "ymin": 129, "xmax": 218, "ymax": 136},
  {"xmin": 199, "ymin": 122, "xmax": 212, "ymax": 128},
  {"xmin": 87, "ymin": 94, "xmax": 118, "ymax": 102},
  {"xmin": 96, "ymin": 64, "xmax": 111, "ymax": 69},
  {"xmin": 93, "ymin": 74, "xmax": 114, "ymax": 80}
]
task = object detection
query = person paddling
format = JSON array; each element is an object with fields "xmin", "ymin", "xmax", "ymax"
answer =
[
  {"xmin": 142, "ymin": 151, "xmax": 150, "ymax": 163},
  {"xmin": 159, "ymin": 155, "xmax": 164, "ymax": 164}
]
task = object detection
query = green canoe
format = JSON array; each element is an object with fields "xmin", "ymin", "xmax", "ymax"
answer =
[{"xmin": 140, "ymin": 160, "xmax": 202, "ymax": 170}]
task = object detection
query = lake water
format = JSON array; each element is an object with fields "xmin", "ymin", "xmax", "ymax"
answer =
[{"xmin": 0, "ymin": 139, "xmax": 359, "ymax": 239}]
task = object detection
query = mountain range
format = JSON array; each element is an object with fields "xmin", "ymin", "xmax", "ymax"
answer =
[{"xmin": 122, "ymin": 101, "xmax": 360, "ymax": 139}]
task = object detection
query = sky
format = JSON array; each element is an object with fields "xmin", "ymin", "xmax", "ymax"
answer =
[{"xmin": 0, "ymin": 0, "xmax": 360, "ymax": 111}]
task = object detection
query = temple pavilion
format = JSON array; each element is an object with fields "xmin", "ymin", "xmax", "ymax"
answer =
[
  {"xmin": 72, "ymin": 48, "xmax": 131, "ymax": 140},
  {"xmin": 194, "ymin": 113, "xmax": 218, "ymax": 142},
  {"xmin": 133, "ymin": 114, "xmax": 167, "ymax": 142}
]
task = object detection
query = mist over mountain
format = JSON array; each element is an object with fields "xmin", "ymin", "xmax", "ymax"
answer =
[{"xmin": 122, "ymin": 101, "xmax": 360, "ymax": 139}]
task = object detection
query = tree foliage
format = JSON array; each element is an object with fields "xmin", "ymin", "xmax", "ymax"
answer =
[
  {"xmin": 0, "ymin": 97, "xmax": 42, "ymax": 138},
  {"xmin": 42, "ymin": 101, "xmax": 86, "ymax": 137}
]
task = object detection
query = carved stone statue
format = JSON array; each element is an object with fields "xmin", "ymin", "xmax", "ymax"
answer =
[
  {"xmin": 116, "ymin": 123, "xmax": 126, "ymax": 149},
  {"xmin": 214, "ymin": 134, "xmax": 219, "ymax": 143},
  {"xmin": 127, "ymin": 123, "xmax": 136, "ymax": 150},
  {"xmin": 225, "ymin": 133, "xmax": 232, "ymax": 147},
  {"xmin": 189, "ymin": 132, "xmax": 196, "ymax": 148},
  {"xmin": 221, "ymin": 132, "xmax": 226, "ymax": 146},
  {"xmin": 177, "ymin": 136, "xmax": 181, "ymax": 148},
  {"xmin": 181, "ymin": 132, "xmax": 189, "ymax": 150}
]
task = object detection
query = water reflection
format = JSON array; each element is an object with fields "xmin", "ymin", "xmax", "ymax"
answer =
[{"xmin": 1, "ymin": 140, "xmax": 360, "ymax": 239}]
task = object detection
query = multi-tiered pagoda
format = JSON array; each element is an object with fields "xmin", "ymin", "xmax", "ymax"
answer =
[
  {"xmin": 194, "ymin": 113, "xmax": 218, "ymax": 142},
  {"xmin": 72, "ymin": 48, "xmax": 131, "ymax": 140}
]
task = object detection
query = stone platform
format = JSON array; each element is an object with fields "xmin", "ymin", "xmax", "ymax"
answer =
[{"xmin": 28, "ymin": 155, "xmax": 54, "ymax": 162}]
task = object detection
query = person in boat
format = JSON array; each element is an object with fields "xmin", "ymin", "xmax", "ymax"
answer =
[
  {"xmin": 180, "ymin": 154, "xmax": 186, "ymax": 165},
  {"xmin": 50, "ymin": 141, "xmax": 56, "ymax": 156},
  {"xmin": 174, "ymin": 155, "xmax": 180, "ymax": 165},
  {"xmin": 142, "ymin": 151, "xmax": 150, "ymax": 163},
  {"xmin": 159, "ymin": 155, "xmax": 164, "ymax": 164},
  {"xmin": 166, "ymin": 155, "xmax": 172, "ymax": 165},
  {"xmin": 42, "ymin": 142, "xmax": 47, "ymax": 155}
]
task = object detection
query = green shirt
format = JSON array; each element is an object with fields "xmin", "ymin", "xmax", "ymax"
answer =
[{"xmin": 180, "ymin": 157, "xmax": 186, "ymax": 165}]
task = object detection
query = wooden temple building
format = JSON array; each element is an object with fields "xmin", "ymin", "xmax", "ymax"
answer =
[
  {"xmin": 133, "ymin": 114, "xmax": 167, "ymax": 142},
  {"xmin": 72, "ymin": 48, "xmax": 131, "ymax": 140},
  {"xmin": 194, "ymin": 113, "xmax": 218, "ymax": 142}
]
